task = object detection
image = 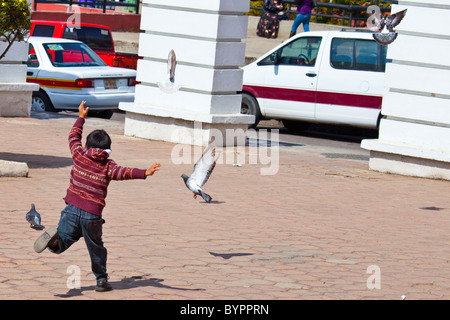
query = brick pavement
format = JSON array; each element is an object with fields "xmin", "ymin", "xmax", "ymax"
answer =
[{"xmin": 0, "ymin": 112, "xmax": 449, "ymax": 300}]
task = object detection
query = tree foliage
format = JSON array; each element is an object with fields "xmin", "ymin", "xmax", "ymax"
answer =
[{"xmin": 0, "ymin": 0, "xmax": 31, "ymax": 60}]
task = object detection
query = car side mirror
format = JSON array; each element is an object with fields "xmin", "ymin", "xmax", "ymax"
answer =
[{"xmin": 270, "ymin": 51, "xmax": 280, "ymax": 65}]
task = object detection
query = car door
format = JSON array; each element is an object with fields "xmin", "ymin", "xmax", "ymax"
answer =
[
  {"xmin": 259, "ymin": 35, "xmax": 325, "ymax": 121},
  {"xmin": 315, "ymin": 36, "xmax": 387, "ymax": 128},
  {"xmin": 26, "ymin": 43, "xmax": 40, "ymax": 81}
]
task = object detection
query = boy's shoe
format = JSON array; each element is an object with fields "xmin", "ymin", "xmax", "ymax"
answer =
[
  {"xmin": 95, "ymin": 278, "xmax": 113, "ymax": 292},
  {"xmin": 33, "ymin": 227, "xmax": 58, "ymax": 253}
]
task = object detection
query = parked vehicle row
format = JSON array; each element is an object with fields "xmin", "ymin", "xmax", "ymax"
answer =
[
  {"xmin": 27, "ymin": 37, "xmax": 136, "ymax": 118},
  {"xmin": 30, "ymin": 20, "xmax": 139, "ymax": 70},
  {"xmin": 25, "ymin": 26, "xmax": 387, "ymax": 128}
]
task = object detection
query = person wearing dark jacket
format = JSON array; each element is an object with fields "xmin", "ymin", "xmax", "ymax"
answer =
[{"xmin": 257, "ymin": 0, "xmax": 284, "ymax": 39}]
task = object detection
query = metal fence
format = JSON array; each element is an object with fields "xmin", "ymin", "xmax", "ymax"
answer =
[
  {"xmin": 33, "ymin": 0, "xmax": 140, "ymax": 14},
  {"xmin": 33, "ymin": 1, "xmax": 396, "ymax": 25},
  {"xmin": 251, "ymin": 1, "xmax": 396, "ymax": 27}
]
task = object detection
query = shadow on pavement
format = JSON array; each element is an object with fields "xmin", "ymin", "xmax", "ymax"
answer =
[
  {"xmin": 0, "ymin": 152, "xmax": 73, "ymax": 169},
  {"xmin": 209, "ymin": 252, "xmax": 254, "ymax": 260},
  {"xmin": 55, "ymin": 274, "xmax": 204, "ymax": 298}
]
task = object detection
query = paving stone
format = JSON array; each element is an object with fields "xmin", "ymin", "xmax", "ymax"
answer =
[{"xmin": 0, "ymin": 114, "xmax": 449, "ymax": 300}]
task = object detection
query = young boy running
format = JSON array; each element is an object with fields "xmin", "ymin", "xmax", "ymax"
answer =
[{"xmin": 34, "ymin": 101, "xmax": 161, "ymax": 292}]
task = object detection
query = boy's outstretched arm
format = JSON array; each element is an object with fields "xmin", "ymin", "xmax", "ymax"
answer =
[
  {"xmin": 108, "ymin": 162, "xmax": 160, "ymax": 181},
  {"xmin": 69, "ymin": 101, "xmax": 88, "ymax": 156},
  {"xmin": 79, "ymin": 101, "xmax": 89, "ymax": 118},
  {"xmin": 146, "ymin": 163, "xmax": 161, "ymax": 177}
]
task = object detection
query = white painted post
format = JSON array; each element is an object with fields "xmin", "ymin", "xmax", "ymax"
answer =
[
  {"xmin": 361, "ymin": 0, "xmax": 450, "ymax": 180},
  {"xmin": 119, "ymin": 0, "xmax": 254, "ymax": 146},
  {"xmin": 0, "ymin": 40, "xmax": 39, "ymax": 117}
]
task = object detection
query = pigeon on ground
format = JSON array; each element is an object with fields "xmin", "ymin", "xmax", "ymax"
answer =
[
  {"xmin": 25, "ymin": 203, "xmax": 44, "ymax": 230},
  {"xmin": 157, "ymin": 49, "xmax": 181, "ymax": 94},
  {"xmin": 181, "ymin": 146, "xmax": 218, "ymax": 203},
  {"xmin": 372, "ymin": 9, "xmax": 407, "ymax": 46}
]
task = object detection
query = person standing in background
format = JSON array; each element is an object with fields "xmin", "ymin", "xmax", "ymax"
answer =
[
  {"xmin": 257, "ymin": 0, "xmax": 285, "ymax": 39},
  {"xmin": 290, "ymin": 0, "xmax": 313, "ymax": 37}
]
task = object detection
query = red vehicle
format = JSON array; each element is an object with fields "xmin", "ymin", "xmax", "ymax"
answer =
[{"xmin": 30, "ymin": 20, "xmax": 139, "ymax": 69}]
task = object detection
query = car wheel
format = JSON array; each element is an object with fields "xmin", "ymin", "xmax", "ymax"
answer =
[
  {"xmin": 283, "ymin": 120, "xmax": 310, "ymax": 133},
  {"xmin": 32, "ymin": 91, "xmax": 56, "ymax": 112},
  {"xmin": 241, "ymin": 93, "xmax": 262, "ymax": 129}
]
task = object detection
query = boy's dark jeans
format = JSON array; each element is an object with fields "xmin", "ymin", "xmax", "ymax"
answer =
[{"xmin": 54, "ymin": 204, "xmax": 108, "ymax": 281}]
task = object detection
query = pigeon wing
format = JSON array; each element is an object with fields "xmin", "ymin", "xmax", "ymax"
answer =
[
  {"xmin": 386, "ymin": 9, "xmax": 407, "ymax": 32},
  {"xmin": 25, "ymin": 210, "xmax": 32, "ymax": 223},
  {"xmin": 374, "ymin": 15, "xmax": 385, "ymax": 31},
  {"xmin": 190, "ymin": 146, "xmax": 217, "ymax": 187},
  {"xmin": 26, "ymin": 203, "xmax": 37, "ymax": 223},
  {"xmin": 26, "ymin": 203, "xmax": 44, "ymax": 229}
]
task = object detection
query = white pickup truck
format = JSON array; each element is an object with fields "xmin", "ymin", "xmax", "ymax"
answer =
[{"xmin": 240, "ymin": 30, "xmax": 388, "ymax": 130}]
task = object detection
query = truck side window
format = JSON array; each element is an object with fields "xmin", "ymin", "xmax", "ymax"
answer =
[
  {"xmin": 258, "ymin": 37, "xmax": 322, "ymax": 67},
  {"xmin": 331, "ymin": 38, "xmax": 387, "ymax": 72},
  {"xmin": 330, "ymin": 38, "xmax": 354, "ymax": 69},
  {"xmin": 62, "ymin": 26, "xmax": 114, "ymax": 51},
  {"xmin": 32, "ymin": 25, "xmax": 55, "ymax": 37}
]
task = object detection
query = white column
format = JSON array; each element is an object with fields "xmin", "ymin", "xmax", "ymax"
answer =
[
  {"xmin": 0, "ymin": 41, "xmax": 39, "ymax": 117},
  {"xmin": 361, "ymin": 0, "xmax": 450, "ymax": 180},
  {"xmin": 119, "ymin": 0, "xmax": 254, "ymax": 146}
]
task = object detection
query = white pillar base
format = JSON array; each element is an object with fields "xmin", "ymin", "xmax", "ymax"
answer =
[
  {"xmin": 121, "ymin": 103, "xmax": 253, "ymax": 147},
  {"xmin": 0, "ymin": 83, "xmax": 39, "ymax": 117},
  {"xmin": 362, "ymin": 139, "xmax": 450, "ymax": 180}
]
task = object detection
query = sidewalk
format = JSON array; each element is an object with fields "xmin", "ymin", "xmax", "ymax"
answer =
[
  {"xmin": 112, "ymin": 16, "xmax": 346, "ymax": 61},
  {"xmin": 0, "ymin": 112, "xmax": 449, "ymax": 300}
]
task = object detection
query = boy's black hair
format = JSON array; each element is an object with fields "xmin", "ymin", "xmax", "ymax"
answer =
[{"xmin": 86, "ymin": 129, "xmax": 111, "ymax": 150}]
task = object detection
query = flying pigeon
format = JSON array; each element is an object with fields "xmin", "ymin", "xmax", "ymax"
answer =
[
  {"xmin": 181, "ymin": 146, "xmax": 218, "ymax": 203},
  {"xmin": 372, "ymin": 9, "xmax": 407, "ymax": 46},
  {"xmin": 157, "ymin": 49, "xmax": 181, "ymax": 94},
  {"xmin": 25, "ymin": 203, "xmax": 44, "ymax": 230}
]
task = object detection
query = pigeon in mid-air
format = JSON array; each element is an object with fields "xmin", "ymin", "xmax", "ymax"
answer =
[
  {"xmin": 372, "ymin": 9, "xmax": 407, "ymax": 46},
  {"xmin": 181, "ymin": 146, "xmax": 218, "ymax": 203},
  {"xmin": 157, "ymin": 49, "xmax": 181, "ymax": 94},
  {"xmin": 25, "ymin": 203, "xmax": 44, "ymax": 230}
]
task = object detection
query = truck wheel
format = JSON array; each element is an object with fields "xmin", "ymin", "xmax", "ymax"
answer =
[
  {"xmin": 32, "ymin": 91, "xmax": 56, "ymax": 112},
  {"xmin": 241, "ymin": 93, "xmax": 262, "ymax": 129}
]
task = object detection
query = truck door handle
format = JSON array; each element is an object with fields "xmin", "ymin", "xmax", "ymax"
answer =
[
  {"xmin": 27, "ymin": 71, "xmax": 33, "ymax": 76},
  {"xmin": 306, "ymin": 72, "xmax": 317, "ymax": 78}
]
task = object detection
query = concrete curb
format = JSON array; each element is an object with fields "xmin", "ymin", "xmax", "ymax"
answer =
[{"xmin": 0, "ymin": 160, "xmax": 29, "ymax": 177}]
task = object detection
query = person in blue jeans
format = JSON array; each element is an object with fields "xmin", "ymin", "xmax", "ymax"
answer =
[
  {"xmin": 290, "ymin": 0, "xmax": 313, "ymax": 37},
  {"xmin": 55, "ymin": 204, "xmax": 108, "ymax": 288},
  {"xmin": 33, "ymin": 101, "xmax": 161, "ymax": 292}
]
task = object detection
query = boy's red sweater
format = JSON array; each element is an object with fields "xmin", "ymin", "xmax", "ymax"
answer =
[{"xmin": 63, "ymin": 117, "xmax": 146, "ymax": 216}]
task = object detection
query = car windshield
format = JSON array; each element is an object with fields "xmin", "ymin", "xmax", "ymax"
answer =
[{"xmin": 43, "ymin": 42, "xmax": 107, "ymax": 67}]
